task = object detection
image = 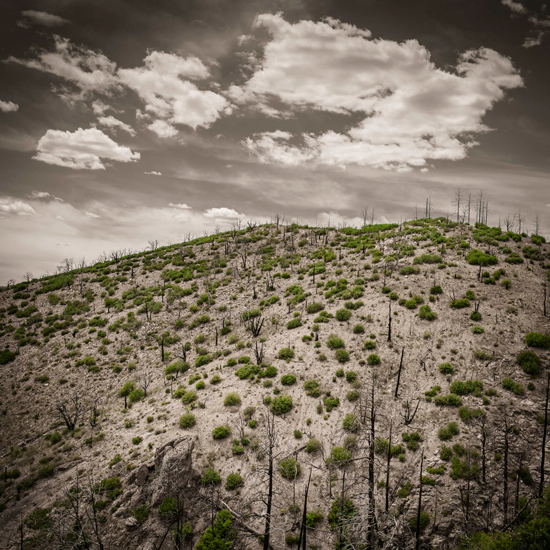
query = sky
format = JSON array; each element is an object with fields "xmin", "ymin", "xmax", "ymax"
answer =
[{"xmin": 0, "ymin": 0, "xmax": 549, "ymax": 283}]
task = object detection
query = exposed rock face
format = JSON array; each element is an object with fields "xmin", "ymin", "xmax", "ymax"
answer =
[{"xmin": 148, "ymin": 437, "xmax": 197, "ymax": 505}]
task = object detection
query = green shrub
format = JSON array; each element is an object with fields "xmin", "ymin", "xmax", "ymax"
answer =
[
  {"xmin": 271, "ymin": 394, "xmax": 293, "ymax": 415},
  {"xmin": 181, "ymin": 391, "xmax": 197, "ymax": 405},
  {"xmin": 347, "ymin": 389, "xmax": 360, "ymax": 402},
  {"xmin": 335, "ymin": 309, "xmax": 352, "ymax": 322},
  {"xmin": 419, "ymin": 305, "xmax": 437, "ymax": 321},
  {"xmin": 502, "ymin": 377, "xmax": 524, "ymax": 395},
  {"xmin": 505, "ymin": 252, "xmax": 524, "ymax": 264},
  {"xmin": 440, "ymin": 445, "xmax": 453, "ymax": 461},
  {"xmin": 212, "ymin": 425, "xmax": 231, "ymax": 439},
  {"xmin": 306, "ymin": 438, "xmax": 321, "ymax": 454},
  {"xmin": 398, "ymin": 482, "xmax": 412, "ymax": 498},
  {"xmin": 278, "ymin": 347, "xmax": 295, "ymax": 361},
  {"xmin": 323, "ymin": 395, "xmax": 339, "ymax": 412},
  {"xmin": 466, "ymin": 249, "xmax": 498, "ymax": 266},
  {"xmin": 345, "ymin": 371, "xmax": 357, "ymax": 383},
  {"xmin": 430, "ymin": 285, "xmax": 443, "ymax": 295},
  {"xmin": 304, "ymin": 379, "xmax": 320, "ymax": 397},
  {"xmin": 353, "ymin": 324, "xmax": 365, "ymax": 334},
  {"xmin": 225, "ymin": 473, "xmax": 243, "ymax": 490},
  {"xmin": 132, "ymin": 436, "xmax": 143, "ymax": 445},
  {"xmin": 364, "ymin": 340, "xmax": 376, "ymax": 350},
  {"xmin": 327, "ymin": 335, "xmax": 345, "ymax": 349},
  {"xmin": 470, "ymin": 311, "xmax": 482, "ymax": 321},
  {"xmin": 367, "ymin": 353, "xmax": 380, "ymax": 365},
  {"xmin": 286, "ymin": 318, "xmax": 302, "ymax": 330},
  {"xmin": 525, "ymin": 332, "xmax": 550, "ymax": 349},
  {"xmin": 410, "ymin": 511, "xmax": 430, "ymax": 531},
  {"xmin": 201, "ymin": 468, "xmax": 221, "ymax": 486},
  {"xmin": 224, "ymin": 392, "xmax": 241, "ymax": 406},
  {"xmin": 129, "ymin": 388, "xmax": 144, "ymax": 403},
  {"xmin": 400, "ymin": 266, "xmax": 420, "ymax": 275},
  {"xmin": 195, "ymin": 354, "xmax": 212, "ymax": 368},
  {"xmin": 281, "ymin": 374, "xmax": 297, "ymax": 386},
  {"xmin": 196, "ymin": 510, "xmax": 234, "ymax": 550},
  {"xmin": 449, "ymin": 380, "xmax": 483, "ymax": 396},
  {"xmin": 328, "ymin": 446, "xmax": 352, "ymax": 465},
  {"xmin": 335, "ymin": 349, "xmax": 350, "ymax": 363},
  {"xmin": 132, "ymin": 505, "xmax": 150, "ymax": 524},
  {"xmin": 279, "ymin": 457, "xmax": 301, "ymax": 479},
  {"xmin": 179, "ymin": 413, "xmax": 196, "ymax": 428},
  {"xmin": 450, "ymin": 299, "xmax": 470, "ymax": 309},
  {"xmin": 472, "ymin": 326, "xmax": 484, "ymax": 334},
  {"xmin": 343, "ymin": 413, "xmax": 359, "ymax": 432},
  {"xmin": 439, "ymin": 362, "xmax": 454, "ymax": 375},
  {"xmin": 459, "ymin": 406, "xmax": 485, "ymax": 423},
  {"xmin": 517, "ymin": 350, "xmax": 541, "ymax": 376},
  {"xmin": 307, "ymin": 302, "xmax": 324, "ymax": 314},
  {"xmin": 305, "ymin": 509, "xmax": 324, "ymax": 528},
  {"xmin": 434, "ymin": 394, "xmax": 462, "ymax": 407},
  {"xmin": 414, "ymin": 254, "xmax": 442, "ymax": 264}
]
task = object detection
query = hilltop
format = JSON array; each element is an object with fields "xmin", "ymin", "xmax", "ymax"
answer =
[{"xmin": 0, "ymin": 218, "xmax": 549, "ymax": 549}]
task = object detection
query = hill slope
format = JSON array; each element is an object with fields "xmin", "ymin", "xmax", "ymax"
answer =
[{"xmin": 1, "ymin": 218, "xmax": 549, "ymax": 549}]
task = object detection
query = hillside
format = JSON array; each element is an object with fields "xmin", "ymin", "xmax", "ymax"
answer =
[{"xmin": 0, "ymin": 218, "xmax": 549, "ymax": 550}]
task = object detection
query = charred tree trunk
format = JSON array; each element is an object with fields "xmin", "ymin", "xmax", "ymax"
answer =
[
  {"xmin": 394, "ymin": 348, "xmax": 405, "ymax": 398},
  {"xmin": 540, "ymin": 372, "xmax": 550, "ymax": 498},
  {"xmin": 415, "ymin": 450, "xmax": 424, "ymax": 550}
]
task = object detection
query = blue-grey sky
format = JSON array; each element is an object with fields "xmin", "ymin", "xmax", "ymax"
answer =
[{"xmin": 0, "ymin": 0, "xmax": 549, "ymax": 282}]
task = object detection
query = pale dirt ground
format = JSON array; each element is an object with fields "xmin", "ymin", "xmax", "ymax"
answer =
[{"xmin": 0, "ymin": 223, "xmax": 549, "ymax": 548}]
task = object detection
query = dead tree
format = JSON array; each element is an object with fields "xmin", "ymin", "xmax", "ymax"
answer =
[
  {"xmin": 394, "ymin": 348, "xmax": 405, "ymax": 398},
  {"xmin": 56, "ymin": 393, "xmax": 85, "ymax": 432},
  {"xmin": 387, "ymin": 300, "xmax": 392, "ymax": 342},
  {"xmin": 248, "ymin": 316, "xmax": 265, "ymax": 338},
  {"xmin": 540, "ymin": 372, "xmax": 550, "ymax": 498},
  {"xmin": 254, "ymin": 341, "xmax": 265, "ymax": 366},
  {"xmin": 415, "ymin": 450, "xmax": 425, "ymax": 550},
  {"xmin": 401, "ymin": 400, "xmax": 420, "ymax": 425},
  {"xmin": 139, "ymin": 366, "xmax": 155, "ymax": 397}
]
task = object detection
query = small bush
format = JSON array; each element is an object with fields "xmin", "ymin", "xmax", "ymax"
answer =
[
  {"xmin": 466, "ymin": 249, "xmax": 498, "ymax": 266},
  {"xmin": 323, "ymin": 395, "xmax": 340, "ymax": 412},
  {"xmin": 525, "ymin": 332, "xmax": 550, "ymax": 349},
  {"xmin": 343, "ymin": 413, "xmax": 359, "ymax": 432},
  {"xmin": 307, "ymin": 303, "xmax": 324, "ymax": 314},
  {"xmin": 450, "ymin": 299, "xmax": 470, "ymax": 309},
  {"xmin": 367, "ymin": 354, "xmax": 381, "ymax": 365},
  {"xmin": 364, "ymin": 340, "xmax": 376, "ymax": 350},
  {"xmin": 306, "ymin": 438, "xmax": 321, "ymax": 454},
  {"xmin": 224, "ymin": 392, "xmax": 241, "ymax": 407},
  {"xmin": 212, "ymin": 426, "xmax": 231, "ymax": 439},
  {"xmin": 335, "ymin": 309, "xmax": 352, "ymax": 322},
  {"xmin": 327, "ymin": 335, "xmax": 345, "ymax": 349},
  {"xmin": 281, "ymin": 374, "xmax": 297, "ymax": 386},
  {"xmin": 472, "ymin": 326, "xmax": 484, "ymax": 334},
  {"xmin": 279, "ymin": 457, "xmax": 301, "ymax": 479},
  {"xmin": 201, "ymin": 468, "xmax": 221, "ymax": 486},
  {"xmin": 418, "ymin": 305, "xmax": 437, "ymax": 321},
  {"xmin": 335, "ymin": 349, "xmax": 350, "ymax": 363},
  {"xmin": 304, "ymin": 379, "xmax": 320, "ymax": 397},
  {"xmin": 179, "ymin": 413, "xmax": 196, "ymax": 429},
  {"xmin": 439, "ymin": 362, "xmax": 454, "ymax": 375},
  {"xmin": 329, "ymin": 446, "xmax": 352, "ymax": 465},
  {"xmin": 271, "ymin": 394, "xmax": 293, "ymax": 415},
  {"xmin": 502, "ymin": 377, "xmax": 524, "ymax": 395},
  {"xmin": 286, "ymin": 318, "xmax": 302, "ymax": 330},
  {"xmin": 353, "ymin": 324, "xmax": 364, "ymax": 334},
  {"xmin": 225, "ymin": 473, "xmax": 243, "ymax": 490},
  {"xmin": 470, "ymin": 311, "xmax": 482, "ymax": 321},
  {"xmin": 517, "ymin": 350, "xmax": 541, "ymax": 376},
  {"xmin": 278, "ymin": 348, "xmax": 295, "ymax": 361}
]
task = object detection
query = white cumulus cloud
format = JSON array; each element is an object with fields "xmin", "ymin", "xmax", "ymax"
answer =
[
  {"xmin": 7, "ymin": 36, "xmax": 119, "ymax": 96},
  {"xmin": 33, "ymin": 127, "xmax": 140, "ymax": 170},
  {"xmin": 240, "ymin": 14, "xmax": 523, "ymax": 171},
  {"xmin": 0, "ymin": 197, "xmax": 37, "ymax": 216},
  {"xmin": 20, "ymin": 10, "xmax": 69, "ymax": 27},
  {"xmin": 0, "ymin": 100, "xmax": 19, "ymax": 112},
  {"xmin": 119, "ymin": 51, "xmax": 231, "ymax": 131},
  {"xmin": 204, "ymin": 207, "xmax": 241, "ymax": 219},
  {"xmin": 145, "ymin": 171, "xmax": 162, "ymax": 176},
  {"xmin": 96, "ymin": 115, "xmax": 136, "ymax": 136},
  {"xmin": 147, "ymin": 119, "xmax": 178, "ymax": 138}
]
